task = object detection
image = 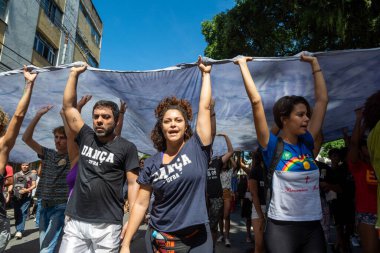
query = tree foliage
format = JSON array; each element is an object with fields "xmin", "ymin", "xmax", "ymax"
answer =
[
  {"xmin": 202, "ymin": 0, "xmax": 380, "ymax": 59},
  {"xmin": 319, "ymin": 139, "xmax": 346, "ymax": 158}
]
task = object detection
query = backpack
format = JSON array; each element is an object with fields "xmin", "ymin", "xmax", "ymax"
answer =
[
  {"xmin": 13, "ymin": 173, "xmax": 28, "ymax": 200},
  {"xmin": 264, "ymin": 137, "xmax": 284, "ymax": 220}
]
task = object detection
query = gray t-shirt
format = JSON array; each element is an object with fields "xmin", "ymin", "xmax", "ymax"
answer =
[
  {"xmin": 36, "ymin": 147, "xmax": 70, "ymax": 203},
  {"xmin": 13, "ymin": 170, "xmax": 37, "ymax": 198}
]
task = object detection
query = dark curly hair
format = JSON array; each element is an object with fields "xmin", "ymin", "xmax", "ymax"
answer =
[
  {"xmin": 363, "ymin": 90, "xmax": 380, "ymax": 131},
  {"xmin": 273, "ymin": 96, "xmax": 311, "ymax": 129},
  {"xmin": 151, "ymin": 96, "xmax": 193, "ymax": 152},
  {"xmin": 0, "ymin": 107, "xmax": 9, "ymax": 136}
]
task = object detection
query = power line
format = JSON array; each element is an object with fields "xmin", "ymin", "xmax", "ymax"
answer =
[{"xmin": 0, "ymin": 41, "xmax": 33, "ymax": 65}]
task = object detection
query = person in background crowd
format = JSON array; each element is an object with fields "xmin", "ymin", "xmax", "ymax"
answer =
[
  {"xmin": 0, "ymin": 66, "xmax": 37, "ymax": 252},
  {"xmin": 22, "ymin": 106, "xmax": 70, "ymax": 253},
  {"xmin": 207, "ymin": 98, "xmax": 234, "ymax": 251},
  {"xmin": 323, "ymin": 148, "xmax": 355, "ymax": 253},
  {"xmin": 3, "ymin": 165, "xmax": 14, "ymax": 206},
  {"xmin": 218, "ymin": 156, "xmax": 238, "ymax": 247},
  {"xmin": 13, "ymin": 162, "xmax": 36, "ymax": 239},
  {"xmin": 248, "ymin": 150, "xmax": 266, "ymax": 253},
  {"xmin": 346, "ymin": 108, "xmax": 379, "ymax": 253},
  {"xmin": 121, "ymin": 56, "xmax": 213, "ymax": 253},
  {"xmin": 239, "ymin": 155, "xmax": 253, "ymax": 244},
  {"xmin": 363, "ymin": 91, "xmax": 380, "ymax": 236},
  {"xmin": 236, "ymin": 53, "xmax": 328, "ymax": 253}
]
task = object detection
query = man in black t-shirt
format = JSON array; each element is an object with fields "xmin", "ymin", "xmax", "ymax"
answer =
[{"xmin": 59, "ymin": 65, "xmax": 139, "ymax": 253}]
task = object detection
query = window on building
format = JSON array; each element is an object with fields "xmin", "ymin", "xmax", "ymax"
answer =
[
  {"xmin": 79, "ymin": 2, "xmax": 101, "ymax": 47},
  {"xmin": 39, "ymin": 0, "xmax": 63, "ymax": 27},
  {"xmin": 0, "ymin": 0, "xmax": 8, "ymax": 22},
  {"xmin": 34, "ymin": 33, "xmax": 56, "ymax": 65},
  {"xmin": 75, "ymin": 33, "xmax": 99, "ymax": 68}
]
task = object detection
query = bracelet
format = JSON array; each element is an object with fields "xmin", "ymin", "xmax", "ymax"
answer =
[
  {"xmin": 312, "ymin": 69, "xmax": 322, "ymax": 75},
  {"xmin": 119, "ymin": 111, "xmax": 125, "ymax": 114}
]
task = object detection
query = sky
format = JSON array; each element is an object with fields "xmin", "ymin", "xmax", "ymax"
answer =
[{"xmin": 91, "ymin": 0, "xmax": 235, "ymax": 71}]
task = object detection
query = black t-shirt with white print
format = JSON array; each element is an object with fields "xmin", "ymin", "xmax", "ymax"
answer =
[
  {"xmin": 65, "ymin": 124, "xmax": 139, "ymax": 224},
  {"xmin": 207, "ymin": 157, "xmax": 223, "ymax": 198}
]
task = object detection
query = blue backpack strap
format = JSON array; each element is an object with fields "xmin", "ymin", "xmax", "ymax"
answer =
[{"xmin": 264, "ymin": 137, "xmax": 284, "ymax": 224}]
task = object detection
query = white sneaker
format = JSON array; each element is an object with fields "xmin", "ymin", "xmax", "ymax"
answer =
[
  {"xmin": 217, "ymin": 235, "xmax": 224, "ymax": 242},
  {"xmin": 225, "ymin": 238, "xmax": 231, "ymax": 247},
  {"xmin": 15, "ymin": 231, "xmax": 22, "ymax": 239}
]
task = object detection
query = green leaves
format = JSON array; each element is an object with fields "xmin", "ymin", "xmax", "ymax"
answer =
[{"xmin": 202, "ymin": 0, "xmax": 380, "ymax": 58}]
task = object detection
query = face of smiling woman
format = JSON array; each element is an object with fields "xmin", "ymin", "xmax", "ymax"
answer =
[{"xmin": 162, "ymin": 109, "xmax": 186, "ymax": 146}]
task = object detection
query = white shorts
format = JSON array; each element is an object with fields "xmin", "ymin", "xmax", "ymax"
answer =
[
  {"xmin": 59, "ymin": 217, "xmax": 122, "ymax": 253},
  {"xmin": 251, "ymin": 205, "xmax": 266, "ymax": 220}
]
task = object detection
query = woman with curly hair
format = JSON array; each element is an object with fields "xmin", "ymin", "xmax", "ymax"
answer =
[
  {"xmin": 121, "ymin": 57, "xmax": 213, "ymax": 253},
  {"xmin": 363, "ymin": 90, "xmax": 380, "ymax": 236},
  {"xmin": 236, "ymin": 53, "xmax": 328, "ymax": 253}
]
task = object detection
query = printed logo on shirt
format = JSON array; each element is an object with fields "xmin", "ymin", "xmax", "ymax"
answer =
[
  {"xmin": 152, "ymin": 154, "xmax": 192, "ymax": 184},
  {"xmin": 58, "ymin": 159, "xmax": 67, "ymax": 166},
  {"xmin": 281, "ymin": 154, "xmax": 316, "ymax": 172},
  {"xmin": 81, "ymin": 145, "xmax": 115, "ymax": 166},
  {"xmin": 207, "ymin": 168, "xmax": 218, "ymax": 180},
  {"xmin": 282, "ymin": 151, "xmax": 292, "ymax": 160}
]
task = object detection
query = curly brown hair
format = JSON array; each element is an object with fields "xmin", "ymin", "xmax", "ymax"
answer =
[
  {"xmin": 363, "ymin": 90, "xmax": 380, "ymax": 131},
  {"xmin": 0, "ymin": 107, "xmax": 9, "ymax": 136},
  {"xmin": 151, "ymin": 96, "xmax": 193, "ymax": 152}
]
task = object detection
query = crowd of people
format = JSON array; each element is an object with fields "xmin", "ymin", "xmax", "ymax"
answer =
[{"xmin": 0, "ymin": 54, "xmax": 379, "ymax": 253}]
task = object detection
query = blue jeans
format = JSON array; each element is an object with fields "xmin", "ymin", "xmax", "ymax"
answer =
[
  {"xmin": 0, "ymin": 217, "xmax": 10, "ymax": 253},
  {"xmin": 13, "ymin": 197, "xmax": 31, "ymax": 233},
  {"xmin": 35, "ymin": 199, "xmax": 41, "ymax": 228},
  {"xmin": 39, "ymin": 203, "xmax": 66, "ymax": 253}
]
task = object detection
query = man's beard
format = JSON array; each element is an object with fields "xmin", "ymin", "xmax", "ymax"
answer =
[{"xmin": 95, "ymin": 127, "xmax": 114, "ymax": 137}]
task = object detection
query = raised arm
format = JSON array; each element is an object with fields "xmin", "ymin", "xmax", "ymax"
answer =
[
  {"xmin": 22, "ymin": 105, "xmax": 53, "ymax": 156},
  {"xmin": 115, "ymin": 99, "xmax": 127, "ymax": 136},
  {"xmin": 313, "ymin": 131, "xmax": 324, "ymax": 158},
  {"xmin": 61, "ymin": 95, "xmax": 92, "ymax": 166},
  {"xmin": 196, "ymin": 56, "xmax": 212, "ymax": 146},
  {"xmin": 0, "ymin": 66, "xmax": 37, "ymax": 174},
  {"xmin": 216, "ymin": 133, "xmax": 234, "ymax": 164},
  {"xmin": 347, "ymin": 108, "xmax": 364, "ymax": 163},
  {"xmin": 301, "ymin": 54, "xmax": 328, "ymax": 140},
  {"xmin": 65, "ymin": 94, "xmax": 91, "ymax": 165},
  {"xmin": 62, "ymin": 65, "xmax": 87, "ymax": 134},
  {"xmin": 235, "ymin": 57, "xmax": 269, "ymax": 148},
  {"xmin": 210, "ymin": 99, "xmax": 216, "ymax": 140}
]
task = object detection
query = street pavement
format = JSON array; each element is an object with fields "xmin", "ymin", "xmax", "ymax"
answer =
[
  {"xmin": 5, "ymin": 207, "xmax": 253, "ymax": 253},
  {"xmin": 5, "ymin": 207, "xmax": 362, "ymax": 253}
]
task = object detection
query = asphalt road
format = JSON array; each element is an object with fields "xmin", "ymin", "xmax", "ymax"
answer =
[
  {"xmin": 5, "ymin": 207, "xmax": 253, "ymax": 253},
  {"xmin": 5, "ymin": 206, "xmax": 362, "ymax": 253}
]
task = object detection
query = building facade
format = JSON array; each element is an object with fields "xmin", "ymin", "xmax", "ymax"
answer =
[{"xmin": 0, "ymin": 0, "xmax": 102, "ymax": 71}]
